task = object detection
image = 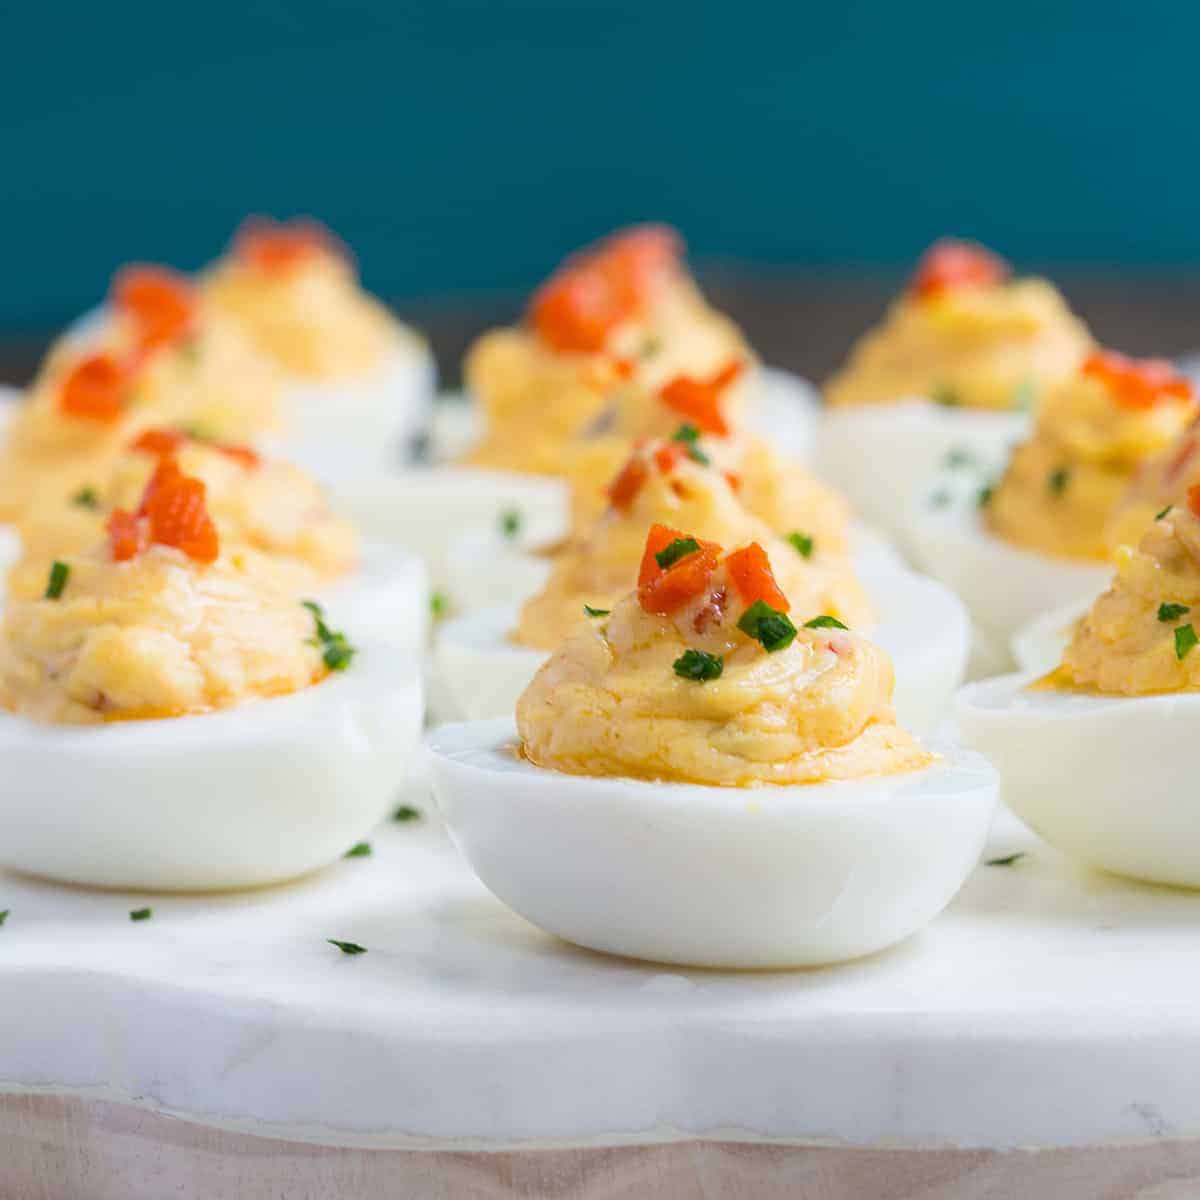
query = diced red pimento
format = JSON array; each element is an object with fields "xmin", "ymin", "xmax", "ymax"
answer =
[
  {"xmin": 653, "ymin": 442, "xmax": 686, "ymax": 474},
  {"xmin": 909, "ymin": 238, "xmax": 1010, "ymax": 300},
  {"xmin": 1081, "ymin": 350, "xmax": 1194, "ymax": 410},
  {"xmin": 111, "ymin": 264, "xmax": 196, "ymax": 352},
  {"xmin": 131, "ymin": 428, "xmax": 261, "ymax": 470},
  {"xmin": 637, "ymin": 523, "xmax": 722, "ymax": 616},
  {"xmin": 725, "ymin": 542, "xmax": 790, "ymax": 612},
  {"xmin": 58, "ymin": 353, "xmax": 128, "ymax": 422},
  {"xmin": 606, "ymin": 455, "xmax": 648, "ymax": 512},
  {"xmin": 659, "ymin": 359, "xmax": 743, "ymax": 436},
  {"xmin": 1188, "ymin": 482, "xmax": 1200, "ymax": 519},
  {"xmin": 235, "ymin": 216, "xmax": 336, "ymax": 275},
  {"xmin": 107, "ymin": 457, "xmax": 219, "ymax": 565},
  {"xmin": 529, "ymin": 225, "xmax": 682, "ymax": 354},
  {"xmin": 723, "ymin": 470, "xmax": 741, "ymax": 493}
]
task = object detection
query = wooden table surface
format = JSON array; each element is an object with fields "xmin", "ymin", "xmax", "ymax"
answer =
[{"xmin": 2, "ymin": 270, "xmax": 1200, "ymax": 389}]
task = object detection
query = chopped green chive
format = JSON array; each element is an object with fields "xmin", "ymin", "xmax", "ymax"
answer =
[
  {"xmin": 129, "ymin": 907, "xmax": 153, "ymax": 922},
  {"xmin": 328, "ymin": 939, "xmax": 367, "ymax": 955},
  {"xmin": 44, "ymin": 561, "xmax": 69, "ymax": 600},
  {"xmin": 670, "ymin": 423, "xmax": 710, "ymax": 465},
  {"xmin": 1175, "ymin": 623, "xmax": 1198, "ymax": 661},
  {"xmin": 1048, "ymin": 466, "xmax": 1071, "ymax": 496},
  {"xmin": 944, "ymin": 446, "xmax": 975, "ymax": 469},
  {"xmin": 499, "ymin": 509, "xmax": 522, "ymax": 539},
  {"xmin": 71, "ymin": 486, "xmax": 100, "ymax": 509},
  {"xmin": 1158, "ymin": 602, "xmax": 1191, "ymax": 623},
  {"xmin": 641, "ymin": 334, "xmax": 662, "ymax": 359},
  {"xmin": 787, "ymin": 531, "xmax": 814, "ymax": 558},
  {"xmin": 1156, "ymin": 505, "xmax": 1174, "ymax": 521},
  {"xmin": 977, "ymin": 484, "xmax": 995, "ymax": 509},
  {"xmin": 0, "ymin": 910, "xmax": 9, "ymax": 927},
  {"xmin": 672, "ymin": 649, "xmax": 724, "ymax": 682},
  {"xmin": 392, "ymin": 804, "xmax": 422, "ymax": 823},
  {"xmin": 985, "ymin": 852, "xmax": 1026, "ymax": 867},
  {"xmin": 655, "ymin": 537, "xmax": 700, "ymax": 570},
  {"xmin": 804, "ymin": 615, "xmax": 849, "ymax": 630},
  {"xmin": 1011, "ymin": 379, "xmax": 1037, "ymax": 412},
  {"xmin": 302, "ymin": 600, "xmax": 356, "ymax": 671},
  {"xmin": 932, "ymin": 385, "xmax": 960, "ymax": 407},
  {"xmin": 737, "ymin": 600, "xmax": 798, "ymax": 652},
  {"xmin": 180, "ymin": 422, "xmax": 215, "ymax": 442},
  {"xmin": 344, "ymin": 842, "xmax": 372, "ymax": 859},
  {"xmin": 430, "ymin": 591, "xmax": 450, "ymax": 620},
  {"xmin": 583, "ymin": 604, "xmax": 611, "ymax": 618},
  {"xmin": 929, "ymin": 489, "xmax": 951, "ymax": 510}
]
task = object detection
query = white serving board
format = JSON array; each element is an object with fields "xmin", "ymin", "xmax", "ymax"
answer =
[{"xmin": 1, "ymin": 775, "xmax": 1199, "ymax": 1153}]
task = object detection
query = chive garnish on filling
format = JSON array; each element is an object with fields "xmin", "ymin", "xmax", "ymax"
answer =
[
  {"xmin": 737, "ymin": 600, "xmax": 798, "ymax": 652},
  {"xmin": 1156, "ymin": 505, "xmax": 1174, "ymax": 521},
  {"xmin": 344, "ymin": 842, "xmax": 372, "ymax": 859},
  {"xmin": 804, "ymin": 614, "xmax": 848, "ymax": 630},
  {"xmin": 1158, "ymin": 602, "xmax": 1190, "ymax": 623},
  {"xmin": 641, "ymin": 334, "xmax": 663, "ymax": 359},
  {"xmin": 787, "ymin": 531, "xmax": 814, "ymax": 558},
  {"xmin": 977, "ymin": 484, "xmax": 995, "ymax": 509},
  {"xmin": 672, "ymin": 648, "xmax": 724, "ymax": 682},
  {"xmin": 1175, "ymin": 623, "xmax": 1198, "ymax": 661},
  {"xmin": 328, "ymin": 939, "xmax": 367, "ymax": 955},
  {"xmin": 583, "ymin": 604, "xmax": 611, "ymax": 617},
  {"xmin": 302, "ymin": 600, "xmax": 356, "ymax": 671},
  {"xmin": 499, "ymin": 508, "xmax": 522, "ymax": 539},
  {"xmin": 430, "ymin": 591, "xmax": 450, "ymax": 620},
  {"xmin": 985, "ymin": 852, "xmax": 1026, "ymax": 867},
  {"xmin": 392, "ymin": 805, "xmax": 422, "ymax": 822},
  {"xmin": 944, "ymin": 446, "xmax": 975, "ymax": 470},
  {"xmin": 129, "ymin": 907, "xmax": 152, "ymax": 922},
  {"xmin": 655, "ymin": 537, "xmax": 700, "ymax": 570},
  {"xmin": 670, "ymin": 423, "xmax": 710, "ymax": 465},
  {"xmin": 71, "ymin": 486, "xmax": 100, "ymax": 509},
  {"xmin": 44, "ymin": 561, "xmax": 69, "ymax": 600},
  {"xmin": 0, "ymin": 910, "xmax": 9, "ymax": 927},
  {"xmin": 1048, "ymin": 466, "xmax": 1071, "ymax": 496},
  {"xmin": 932, "ymin": 385, "xmax": 960, "ymax": 407}
]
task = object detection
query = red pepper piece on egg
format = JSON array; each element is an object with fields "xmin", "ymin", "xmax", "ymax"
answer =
[
  {"xmin": 909, "ymin": 238, "xmax": 1010, "ymax": 300},
  {"xmin": 659, "ymin": 360, "xmax": 743, "ymax": 436},
  {"xmin": 111, "ymin": 264, "xmax": 196, "ymax": 352},
  {"xmin": 1081, "ymin": 350, "xmax": 1194, "ymax": 410},
  {"xmin": 725, "ymin": 542, "xmax": 790, "ymax": 612},
  {"xmin": 59, "ymin": 353, "xmax": 128, "ymax": 422}
]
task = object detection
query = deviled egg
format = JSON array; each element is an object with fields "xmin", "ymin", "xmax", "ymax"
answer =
[
  {"xmin": 436, "ymin": 442, "xmax": 967, "ymax": 734},
  {"xmin": 0, "ymin": 460, "xmax": 421, "ymax": 890},
  {"xmin": 958, "ymin": 493, "xmax": 1200, "ymax": 887},
  {"xmin": 203, "ymin": 217, "xmax": 435, "ymax": 478},
  {"xmin": 817, "ymin": 238, "xmax": 1092, "ymax": 543},
  {"xmin": 10, "ymin": 429, "xmax": 429, "ymax": 653},
  {"xmin": 0, "ymin": 264, "xmax": 282, "ymax": 522},
  {"xmin": 430, "ymin": 529, "xmax": 996, "ymax": 968},
  {"xmin": 910, "ymin": 350, "xmax": 1196, "ymax": 647}
]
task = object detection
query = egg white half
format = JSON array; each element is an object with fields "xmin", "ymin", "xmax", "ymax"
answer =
[
  {"xmin": 319, "ymin": 538, "xmax": 429, "ymax": 655},
  {"xmin": 0, "ymin": 640, "xmax": 424, "ymax": 892},
  {"xmin": 429, "ymin": 718, "xmax": 996, "ymax": 968},
  {"xmin": 957, "ymin": 673, "xmax": 1200, "ymax": 888},
  {"xmin": 328, "ymin": 468, "xmax": 568, "ymax": 599},
  {"xmin": 907, "ymin": 474, "xmax": 1110, "ymax": 647},
  {"xmin": 265, "ymin": 335, "xmax": 436, "ymax": 480},
  {"xmin": 815, "ymin": 399, "xmax": 1029, "ymax": 549},
  {"xmin": 433, "ymin": 561, "xmax": 967, "ymax": 736}
]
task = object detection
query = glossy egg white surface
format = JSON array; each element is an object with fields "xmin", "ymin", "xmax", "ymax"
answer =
[
  {"xmin": 815, "ymin": 399, "xmax": 1028, "ymax": 549},
  {"xmin": 319, "ymin": 538, "xmax": 429, "ymax": 654},
  {"xmin": 429, "ymin": 719, "xmax": 997, "ymax": 968},
  {"xmin": 0, "ymin": 641, "xmax": 424, "ymax": 892},
  {"xmin": 433, "ymin": 562, "xmax": 969, "ymax": 736},
  {"xmin": 908, "ymin": 475, "xmax": 1110, "ymax": 647},
  {"xmin": 1010, "ymin": 598, "xmax": 1090, "ymax": 676},
  {"xmin": 266, "ymin": 338, "xmax": 436, "ymax": 480},
  {"xmin": 328, "ymin": 468, "xmax": 568, "ymax": 596},
  {"xmin": 957, "ymin": 673, "xmax": 1200, "ymax": 888}
]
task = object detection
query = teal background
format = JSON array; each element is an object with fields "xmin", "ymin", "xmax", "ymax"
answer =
[{"xmin": 1, "ymin": 1, "xmax": 1196, "ymax": 329}]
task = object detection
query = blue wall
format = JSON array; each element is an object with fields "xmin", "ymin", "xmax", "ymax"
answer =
[{"xmin": 2, "ymin": 1, "xmax": 1198, "ymax": 328}]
